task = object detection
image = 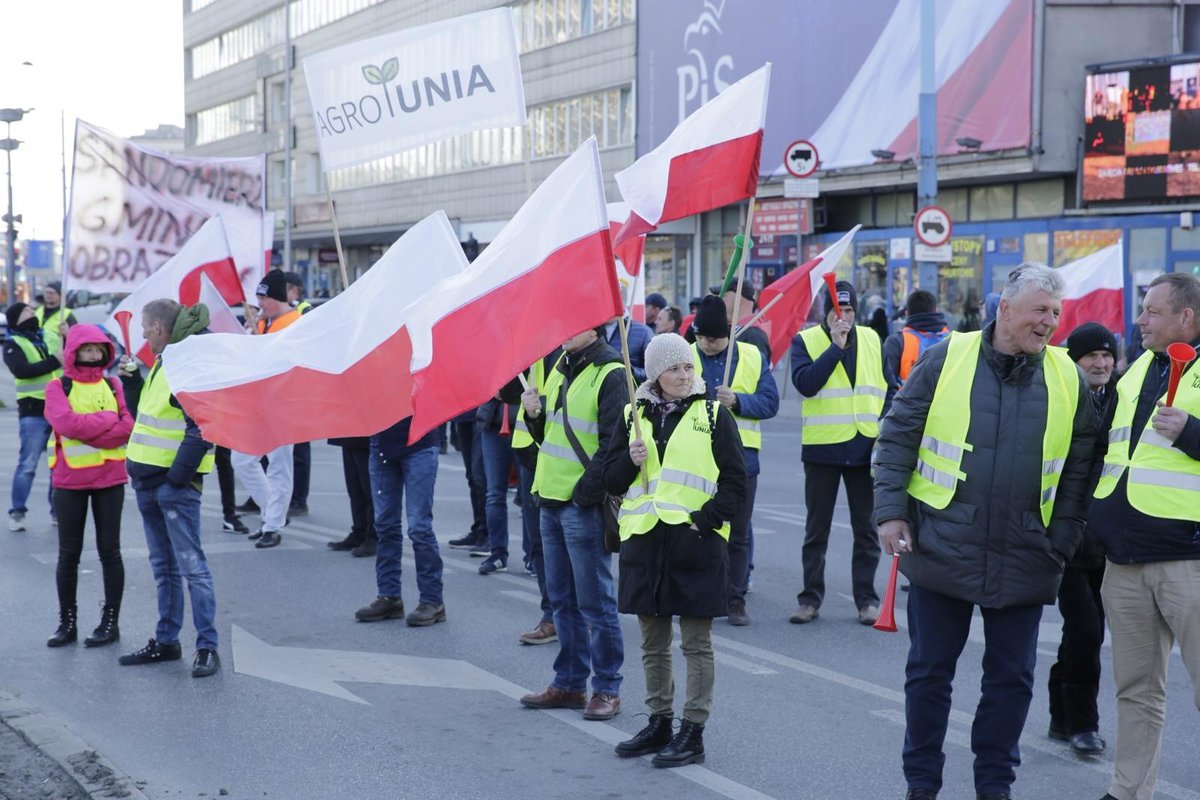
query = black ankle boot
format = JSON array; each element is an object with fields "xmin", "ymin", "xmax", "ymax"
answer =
[
  {"xmin": 47, "ymin": 606, "xmax": 77, "ymax": 648},
  {"xmin": 84, "ymin": 604, "xmax": 120, "ymax": 647},
  {"xmin": 615, "ymin": 714, "xmax": 674, "ymax": 758},
  {"xmin": 651, "ymin": 718, "xmax": 705, "ymax": 768}
]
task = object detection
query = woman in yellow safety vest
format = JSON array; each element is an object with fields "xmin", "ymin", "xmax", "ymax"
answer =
[
  {"xmin": 43, "ymin": 325, "xmax": 135, "ymax": 649},
  {"xmin": 602, "ymin": 333, "xmax": 747, "ymax": 769}
]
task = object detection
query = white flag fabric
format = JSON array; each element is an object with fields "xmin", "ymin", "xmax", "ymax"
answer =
[
  {"xmin": 66, "ymin": 120, "xmax": 266, "ymax": 296},
  {"xmin": 197, "ymin": 273, "xmax": 247, "ymax": 337},
  {"xmin": 303, "ymin": 8, "xmax": 526, "ymax": 171}
]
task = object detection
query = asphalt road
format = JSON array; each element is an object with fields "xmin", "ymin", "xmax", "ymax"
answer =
[{"xmin": 0, "ymin": 371, "xmax": 1198, "ymax": 800}]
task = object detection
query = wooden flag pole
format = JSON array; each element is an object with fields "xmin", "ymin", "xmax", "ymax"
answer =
[
  {"xmin": 722, "ymin": 197, "xmax": 757, "ymax": 387},
  {"xmin": 733, "ymin": 292, "xmax": 781, "ymax": 338},
  {"xmin": 324, "ymin": 183, "xmax": 350, "ymax": 291},
  {"xmin": 617, "ymin": 316, "xmax": 650, "ymax": 493}
]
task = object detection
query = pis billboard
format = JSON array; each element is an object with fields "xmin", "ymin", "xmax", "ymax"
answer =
[{"xmin": 636, "ymin": 0, "xmax": 1033, "ymax": 175}]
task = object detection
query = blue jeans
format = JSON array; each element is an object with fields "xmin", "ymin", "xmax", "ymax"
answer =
[
  {"xmin": 903, "ymin": 585, "xmax": 1042, "ymax": 795},
  {"xmin": 11, "ymin": 416, "xmax": 52, "ymax": 515},
  {"xmin": 370, "ymin": 445, "xmax": 442, "ymax": 604},
  {"xmin": 540, "ymin": 503, "xmax": 623, "ymax": 695},
  {"xmin": 518, "ymin": 459, "xmax": 551, "ymax": 623},
  {"xmin": 480, "ymin": 430, "xmax": 513, "ymax": 559},
  {"xmin": 135, "ymin": 481, "xmax": 218, "ymax": 651}
]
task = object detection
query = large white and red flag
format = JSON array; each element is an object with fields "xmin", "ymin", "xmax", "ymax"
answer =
[
  {"xmin": 754, "ymin": 226, "xmax": 860, "ymax": 365},
  {"xmin": 613, "ymin": 63, "xmax": 770, "ymax": 245},
  {"xmin": 606, "ymin": 201, "xmax": 646, "ymax": 322},
  {"xmin": 1050, "ymin": 243, "xmax": 1124, "ymax": 345},
  {"xmin": 406, "ymin": 137, "xmax": 624, "ymax": 441},
  {"xmin": 103, "ymin": 216, "xmax": 244, "ymax": 366},
  {"xmin": 161, "ymin": 212, "xmax": 469, "ymax": 455},
  {"xmin": 196, "ymin": 273, "xmax": 248, "ymax": 337}
]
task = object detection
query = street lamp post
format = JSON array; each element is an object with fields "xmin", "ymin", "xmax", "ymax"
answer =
[{"xmin": 0, "ymin": 107, "xmax": 27, "ymax": 305}]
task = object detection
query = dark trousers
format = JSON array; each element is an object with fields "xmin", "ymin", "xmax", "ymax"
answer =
[
  {"xmin": 215, "ymin": 446, "xmax": 236, "ymax": 518},
  {"xmin": 54, "ymin": 485, "xmax": 124, "ymax": 610},
  {"xmin": 291, "ymin": 441, "xmax": 311, "ymax": 507},
  {"xmin": 799, "ymin": 463, "xmax": 880, "ymax": 609},
  {"xmin": 903, "ymin": 585, "xmax": 1043, "ymax": 795},
  {"xmin": 1048, "ymin": 565, "xmax": 1106, "ymax": 735},
  {"xmin": 341, "ymin": 445, "xmax": 375, "ymax": 545},
  {"xmin": 453, "ymin": 420, "xmax": 487, "ymax": 539},
  {"xmin": 517, "ymin": 457, "xmax": 551, "ymax": 623},
  {"xmin": 728, "ymin": 472, "xmax": 758, "ymax": 606}
]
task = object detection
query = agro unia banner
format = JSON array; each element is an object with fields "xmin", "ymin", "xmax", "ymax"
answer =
[
  {"xmin": 303, "ymin": 7, "xmax": 526, "ymax": 171},
  {"xmin": 66, "ymin": 120, "xmax": 267, "ymax": 298}
]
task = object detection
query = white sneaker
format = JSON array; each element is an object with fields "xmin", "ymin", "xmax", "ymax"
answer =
[{"xmin": 8, "ymin": 513, "xmax": 25, "ymax": 532}]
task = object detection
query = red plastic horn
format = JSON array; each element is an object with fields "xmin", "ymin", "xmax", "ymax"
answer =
[
  {"xmin": 113, "ymin": 310, "xmax": 134, "ymax": 356},
  {"xmin": 823, "ymin": 272, "xmax": 842, "ymax": 320},
  {"xmin": 873, "ymin": 554, "xmax": 900, "ymax": 633},
  {"xmin": 499, "ymin": 404, "xmax": 512, "ymax": 437},
  {"xmin": 1166, "ymin": 341, "xmax": 1196, "ymax": 408}
]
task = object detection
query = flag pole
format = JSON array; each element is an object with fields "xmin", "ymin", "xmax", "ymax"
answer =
[
  {"xmin": 733, "ymin": 292, "xmax": 781, "ymax": 338},
  {"xmin": 324, "ymin": 183, "xmax": 350, "ymax": 291},
  {"xmin": 617, "ymin": 316, "xmax": 650, "ymax": 493},
  {"xmin": 722, "ymin": 197, "xmax": 757, "ymax": 387}
]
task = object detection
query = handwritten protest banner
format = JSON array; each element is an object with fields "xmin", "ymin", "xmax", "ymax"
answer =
[{"xmin": 66, "ymin": 120, "xmax": 267, "ymax": 298}]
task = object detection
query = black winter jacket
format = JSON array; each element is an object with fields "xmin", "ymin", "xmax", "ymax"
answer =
[
  {"xmin": 603, "ymin": 386, "xmax": 747, "ymax": 618},
  {"xmin": 873, "ymin": 324, "xmax": 1096, "ymax": 607},
  {"xmin": 526, "ymin": 339, "xmax": 628, "ymax": 508}
]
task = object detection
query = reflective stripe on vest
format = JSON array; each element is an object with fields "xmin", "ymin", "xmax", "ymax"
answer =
[
  {"xmin": 797, "ymin": 325, "xmax": 886, "ymax": 444},
  {"xmin": 692, "ymin": 341, "xmax": 764, "ymax": 450},
  {"xmin": 1094, "ymin": 349, "xmax": 1200, "ymax": 521},
  {"xmin": 906, "ymin": 331, "xmax": 1079, "ymax": 526},
  {"xmin": 617, "ymin": 401, "xmax": 730, "ymax": 541},
  {"xmin": 531, "ymin": 360, "xmax": 623, "ymax": 502},
  {"xmin": 47, "ymin": 379, "xmax": 125, "ymax": 469},
  {"xmin": 11, "ymin": 335, "xmax": 60, "ymax": 400},
  {"xmin": 124, "ymin": 363, "xmax": 214, "ymax": 474}
]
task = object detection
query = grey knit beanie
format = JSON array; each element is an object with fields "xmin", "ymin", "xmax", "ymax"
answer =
[{"xmin": 644, "ymin": 333, "xmax": 695, "ymax": 385}]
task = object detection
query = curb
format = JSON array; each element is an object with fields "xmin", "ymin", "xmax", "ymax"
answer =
[{"xmin": 0, "ymin": 689, "xmax": 150, "ymax": 800}]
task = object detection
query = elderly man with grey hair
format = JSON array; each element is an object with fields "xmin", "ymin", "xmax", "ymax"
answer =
[{"xmin": 872, "ymin": 263, "xmax": 1096, "ymax": 800}]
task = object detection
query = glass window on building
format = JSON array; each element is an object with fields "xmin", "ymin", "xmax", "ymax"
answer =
[
  {"xmin": 854, "ymin": 241, "xmax": 888, "ymax": 320},
  {"xmin": 940, "ymin": 236, "xmax": 984, "ymax": 330},
  {"xmin": 1023, "ymin": 232, "xmax": 1049, "ymax": 265},
  {"xmin": 938, "ymin": 188, "xmax": 968, "ymax": 224},
  {"xmin": 194, "ymin": 95, "xmax": 258, "ymax": 146},
  {"xmin": 1016, "ymin": 179, "xmax": 1064, "ymax": 218},
  {"xmin": 701, "ymin": 206, "xmax": 744, "ymax": 291},
  {"xmin": 1132, "ymin": 227, "xmax": 1167, "ymax": 320},
  {"xmin": 1170, "ymin": 224, "xmax": 1200, "ymax": 250},
  {"xmin": 968, "ymin": 185, "xmax": 1014, "ymax": 221},
  {"xmin": 644, "ymin": 234, "xmax": 692, "ymax": 314},
  {"xmin": 513, "ymin": 0, "xmax": 635, "ymax": 53}
]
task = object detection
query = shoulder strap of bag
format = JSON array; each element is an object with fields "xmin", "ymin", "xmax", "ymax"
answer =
[{"xmin": 558, "ymin": 374, "xmax": 592, "ymax": 468}]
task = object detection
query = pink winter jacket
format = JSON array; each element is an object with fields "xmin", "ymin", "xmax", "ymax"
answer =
[{"xmin": 43, "ymin": 325, "xmax": 134, "ymax": 491}]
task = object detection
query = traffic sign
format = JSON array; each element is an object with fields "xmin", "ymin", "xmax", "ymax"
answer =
[
  {"xmin": 914, "ymin": 205, "xmax": 952, "ymax": 247},
  {"xmin": 785, "ymin": 139, "xmax": 819, "ymax": 178},
  {"xmin": 784, "ymin": 177, "xmax": 820, "ymax": 198},
  {"xmin": 914, "ymin": 243, "xmax": 952, "ymax": 263}
]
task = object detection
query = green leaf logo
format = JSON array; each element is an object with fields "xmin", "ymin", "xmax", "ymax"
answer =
[
  {"xmin": 362, "ymin": 64, "xmax": 385, "ymax": 84},
  {"xmin": 381, "ymin": 57, "xmax": 399, "ymax": 82}
]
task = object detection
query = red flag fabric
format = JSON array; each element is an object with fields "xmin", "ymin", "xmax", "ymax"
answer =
[
  {"xmin": 1049, "ymin": 243, "xmax": 1124, "ymax": 345},
  {"xmin": 755, "ymin": 226, "xmax": 859, "ymax": 364},
  {"xmin": 406, "ymin": 138, "xmax": 623, "ymax": 441}
]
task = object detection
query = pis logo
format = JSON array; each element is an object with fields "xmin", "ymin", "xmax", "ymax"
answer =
[{"xmin": 676, "ymin": 1, "xmax": 734, "ymax": 123}]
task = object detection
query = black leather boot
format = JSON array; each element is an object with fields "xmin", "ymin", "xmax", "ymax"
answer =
[
  {"xmin": 47, "ymin": 606, "xmax": 77, "ymax": 647},
  {"xmin": 615, "ymin": 714, "xmax": 674, "ymax": 758},
  {"xmin": 84, "ymin": 604, "xmax": 120, "ymax": 647},
  {"xmin": 651, "ymin": 718, "xmax": 704, "ymax": 767}
]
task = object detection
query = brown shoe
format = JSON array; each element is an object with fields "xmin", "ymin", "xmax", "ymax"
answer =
[
  {"xmin": 582, "ymin": 692, "xmax": 621, "ymax": 720},
  {"xmin": 858, "ymin": 605, "xmax": 880, "ymax": 626},
  {"xmin": 789, "ymin": 604, "xmax": 819, "ymax": 624},
  {"xmin": 519, "ymin": 620, "xmax": 557, "ymax": 645},
  {"xmin": 520, "ymin": 685, "xmax": 586, "ymax": 710}
]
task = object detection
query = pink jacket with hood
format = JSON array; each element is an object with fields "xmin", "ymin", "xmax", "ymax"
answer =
[{"xmin": 43, "ymin": 325, "xmax": 134, "ymax": 490}]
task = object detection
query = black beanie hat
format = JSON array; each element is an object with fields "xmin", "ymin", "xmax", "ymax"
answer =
[
  {"xmin": 692, "ymin": 295, "xmax": 729, "ymax": 338},
  {"xmin": 824, "ymin": 280, "xmax": 857, "ymax": 316},
  {"xmin": 1066, "ymin": 322, "xmax": 1118, "ymax": 363},
  {"xmin": 5, "ymin": 302, "xmax": 29, "ymax": 329},
  {"xmin": 256, "ymin": 270, "xmax": 289, "ymax": 302}
]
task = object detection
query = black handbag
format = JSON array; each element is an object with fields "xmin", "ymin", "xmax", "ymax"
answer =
[{"xmin": 557, "ymin": 378, "xmax": 622, "ymax": 554}]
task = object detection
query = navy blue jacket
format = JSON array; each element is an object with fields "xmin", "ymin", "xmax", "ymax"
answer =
[
  {"xmin": 790, "ymin": 326, "xmax": 876, "ymax": 467},
  {"xmin": 373, "ymin": 417, "xmax": 439, "ymax": 460},
  {"xmin": 605, "ymin": 320, "xmax": 654, "ymax": 383},
  {"xmin": 695, "ymin": 342, "xmax": 779, "ymax": 475}
]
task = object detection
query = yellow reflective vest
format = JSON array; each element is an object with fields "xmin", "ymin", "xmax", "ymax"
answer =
[
  {"xmin": 797, "ymin": 325, "xmax": 886, "ymax": 444},
  {"xmin": 907, "ymin": 331, "xmax": 1080, "ymax": 526},
  {"xmin": 618, "ymin": 400, "xmax": 730, "ymax": 541},
  {"xmin": 125, "ymin": 363, "xmax": 214, "ymax": 474},
  {"xmin": 531, "ymin": 360, "xmax": 623, "ymax": 502},
  {"xmin": 47, "ymin": 379, "xmax": 126, "ymax": 469},
  {"xmin": 10, "ymin": 335, "xmax": 61, "ymax": 400},
  {"xmin": 692, "ymin": 341, "xmax": 763, "ymax": 450},
  {"xmin": 35, "ymin": 307, "xmax": 69, "ymax": 354},
  {"xmin": 1094, "ymin": 349, "xmax": 1200, "ymax": 521},
  {"xmin": 513, "ymin": 355, "xmax": 557, "ymax": 451}
]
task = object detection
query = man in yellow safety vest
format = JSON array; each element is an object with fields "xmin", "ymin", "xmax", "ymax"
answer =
[{"xmin": 1088, "ymin": 272, "xmax": 1200, "ymax": 800}]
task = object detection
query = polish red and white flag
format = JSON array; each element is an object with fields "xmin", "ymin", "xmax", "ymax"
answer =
[
  {"xmin": 613, "ymin": 63, "xmax": 770, "ymax": 245},
  {"xmin": 103, "ymin": 216, "xmax": 245, "ymax": 366},
  {"xmin": 607, "ymin": 201, "xmax": 646, "ymax": 322},
  {"xmin": 755, "ymin": 226, "xmax": 859, "ymax": 365},
  {"xmin": 1050, "ymin": 243, "xmax": 1124, "ymax": 345},
  {"xmin": 406, "ymin": 137, "xmax": 624, "ymax": 440},
  {"xmin": 162, "ymin": 212, "xmax": 469, "ymax": 455}
]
